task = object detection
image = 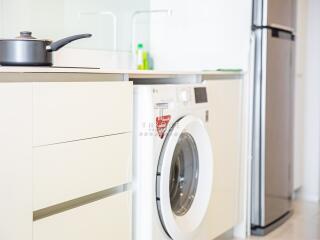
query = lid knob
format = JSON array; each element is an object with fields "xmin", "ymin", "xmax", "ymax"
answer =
[{"xmin": 17, "ymin": 31, "xmax": 36, "ymax": 39}]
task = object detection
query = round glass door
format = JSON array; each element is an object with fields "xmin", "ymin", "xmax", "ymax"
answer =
[
  {"xmin": 156, "ymin": 115, "xmax": 213, "ymax": 240},
  {"xmin": 170, "ymin": 132, "xmax": 199, "ymax": 216}
]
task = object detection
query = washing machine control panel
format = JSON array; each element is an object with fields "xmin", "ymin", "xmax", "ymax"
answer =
[
  {"xmin": 152, "ymin": 85, "xmax": 208, "ymax": 109},
  {"xmin": 177, "ymin": 86, "xmax": 208, "ymax": 105},
  {"xmin": 194, "ymin": 87, "xmax": 208, "ymax": 104},
  {"xmin": 178, "ymin": 89, "xmax": 191, "ymax": 103}
]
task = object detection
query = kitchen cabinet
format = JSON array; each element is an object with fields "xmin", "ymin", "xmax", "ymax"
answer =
[
  {"xmin": 199, "ymin": 78, "xmax": 243, "ymax": 239},
  {"xmin": 0, "ymin": 83, "xmax": 33, "ymax": 240},
  {"xmin": 0, "ymin": 69, "xmax": 244, "ymax": 240},
  {"xmin": 0, "ymin": 72, "xmax": 133, "ymax": 240}
]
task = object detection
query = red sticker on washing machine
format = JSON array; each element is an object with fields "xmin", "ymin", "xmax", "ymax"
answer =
[{"xmin": 156, "ymin": 115, "xmax": 171, "ymax": 139}]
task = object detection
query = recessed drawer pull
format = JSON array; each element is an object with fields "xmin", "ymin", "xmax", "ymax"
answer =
[{"xmin": 33, "ymin": 184, "xmax": 130, "ymax": 221}]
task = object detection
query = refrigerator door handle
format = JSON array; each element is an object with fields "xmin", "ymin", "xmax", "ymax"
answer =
[
  {"xmin": 270, "ymin": 29, "xmax": 295, "ymax": 41},
  {"xmin": 252, "ymin": 25, "xmax": 295, "ymax": 41}
]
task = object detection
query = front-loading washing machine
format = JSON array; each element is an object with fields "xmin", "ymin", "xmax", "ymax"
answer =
[{"xmin": 133, "ymin": 83, "xmax": 214, "ymax": 240}]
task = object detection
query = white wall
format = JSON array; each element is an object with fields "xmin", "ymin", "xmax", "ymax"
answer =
[
  {"xmin": 149, "ymin": 0, "xmax": 253, "ymax": 71},
  {"xmin": 0, "ymin": 0, "xmax": 65, "ymax": 40},
  {"xmin": 302, "ymin": 0, "xmax": 320, "ymax": 202},
  {"xmin": 293, "ymin": 0, "xmax": 308, "ymax": 191}
]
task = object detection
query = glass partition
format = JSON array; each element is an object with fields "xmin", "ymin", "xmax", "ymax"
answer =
[{"xmin": 0, "ymin": 0, "xmax": 150, "ymax": 52}]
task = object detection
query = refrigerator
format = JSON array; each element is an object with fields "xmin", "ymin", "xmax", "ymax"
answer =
[{"xmin": 251, "ymin": 0, "xmax": 296, "ymax": 236}]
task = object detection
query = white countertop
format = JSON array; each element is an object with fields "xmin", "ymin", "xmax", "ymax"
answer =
[
  {"xmin": 0, "ymin": 66, "xmax": 243, "ymax": 81},
  {"xmin": 0, "ymin": 66, "xmax": 123, "ymax": 74}
]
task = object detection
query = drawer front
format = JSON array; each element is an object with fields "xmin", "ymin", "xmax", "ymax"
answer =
[
  {"xmin": 33, "ymin": 81, "xmax": 132, "ymax": 146},
  {"xmin": 33, "ymin": 133, "xmax": 131, "ymax": 210},
  {"xmin": 33, "ymin": 191, "xmax": 132, "ymax": 240}
]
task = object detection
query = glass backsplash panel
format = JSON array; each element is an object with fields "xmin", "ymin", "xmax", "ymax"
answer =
[{"xmin": 0, "ymin": 0, "xmax": 150, "ymax": 52}]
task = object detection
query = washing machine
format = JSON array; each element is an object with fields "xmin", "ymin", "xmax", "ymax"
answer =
[{"xmin": 133, "ymin": 83, "xmax": 214, "ymax": 240}]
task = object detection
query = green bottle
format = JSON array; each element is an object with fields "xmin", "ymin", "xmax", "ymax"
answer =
[{"xmin": 142, "ymin": 51, "xmax": 149, "ymax": 70}]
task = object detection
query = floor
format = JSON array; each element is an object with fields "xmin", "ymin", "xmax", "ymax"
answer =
[{"xmin": 247, "ymin": 200, "xmax": 320, "ymax": 240}]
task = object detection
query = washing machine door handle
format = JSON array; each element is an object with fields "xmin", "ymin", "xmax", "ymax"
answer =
[{"xmin": 156, "ymin": 115, "xmax": 214, "ymax": 240}]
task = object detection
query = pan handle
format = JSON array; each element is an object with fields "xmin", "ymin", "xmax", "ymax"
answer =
[{"xmin": 47, "ymin": 34, "xmax": 92, "ymax": 52}]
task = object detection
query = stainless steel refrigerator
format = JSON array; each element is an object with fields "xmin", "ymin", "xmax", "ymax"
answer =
[{"xmin": 251, "ymin": 0, "xmax": 295, "ymax": 235}]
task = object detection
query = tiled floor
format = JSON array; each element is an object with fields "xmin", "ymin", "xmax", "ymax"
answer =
[{"xmin": 247, "ymin": 200, "xmax": 320, "ymax": 240}]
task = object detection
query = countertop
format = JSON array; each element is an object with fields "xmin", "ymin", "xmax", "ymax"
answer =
[{"xmin": 0, "ymin": 66, "xmax": 244, "ymax": 82}]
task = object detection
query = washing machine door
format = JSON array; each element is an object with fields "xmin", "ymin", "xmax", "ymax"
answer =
[{"xmin": 156, "ymin": 115, "xmax": 213, "ymax": 240}]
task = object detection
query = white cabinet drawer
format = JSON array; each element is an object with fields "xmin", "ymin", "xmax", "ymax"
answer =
[
  {"xmin": 33, "ymin": 81, "xmax": 132, "ymax": 146},
  {"xmin": 33, "ymin": 133, "xmax": 131, "ymax": 210},
  {"xmin": 33, "ymin": 191, "xmax": 132, "ymax": 240}
]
